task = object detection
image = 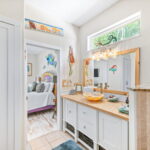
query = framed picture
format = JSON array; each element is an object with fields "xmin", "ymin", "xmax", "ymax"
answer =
[
  {"xmin": 27, "ymin": 63, "xmax": 32, "ymax": 76},
  {"xmin": 75, "ymin": 83, "xmax": 83, "ymax": 93}
]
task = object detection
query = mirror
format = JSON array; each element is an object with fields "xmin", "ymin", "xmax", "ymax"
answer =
[{"xmin": 83, "ymin": 48, "xmax": 140, "ymax": 94}]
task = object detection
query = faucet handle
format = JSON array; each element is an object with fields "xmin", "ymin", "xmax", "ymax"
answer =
[
  {"xmin": 104, "ymin": 82, "xmax": 109, "ymax": 89},
  {"xmin": 100, "ymin": 83, "xmax": 103, "ymax": 88}
]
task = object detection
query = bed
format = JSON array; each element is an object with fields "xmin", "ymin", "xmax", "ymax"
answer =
[{"xmin": 27, "ymin": 72, "xmax": 57, "ymax": 114}]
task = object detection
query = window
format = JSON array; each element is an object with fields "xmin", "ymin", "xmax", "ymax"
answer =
[{"xmin": 88, "ymin": 12, "xmax": 141, "ymax": 51}]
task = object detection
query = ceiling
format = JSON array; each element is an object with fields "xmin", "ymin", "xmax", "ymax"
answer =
[{"xmin": 26, "ymin": 0, "xmax": 119, "ymax": 26}]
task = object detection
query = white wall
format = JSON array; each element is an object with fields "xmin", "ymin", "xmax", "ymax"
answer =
[
  {"xmin": 27, "ymin": 54, "xmax": 38, "ymax": 84},
  {"xmin": 37, "ymin": 50, "xmax": 58, "ymax": 77},
  {"xmin": 25, "ymin": 3, "xmax": 81, "ymax": 85},
  {"xmin": 107, "ymin": 57, "xmax": 123, "ymax": 91},
  {"xmin": 0, "ymin": 0, "xmax": 24, "ymax": 22},
  {"xmin": 79, "ymin": 0, "xmax": 150, "ymax": 85},
  {"xmin": 27, "ymin": 50, "xmax": 58, "ymax": 84},
  {"xmin": 94, "ymin": 60, "xmax": 108, "ymax": 85}
]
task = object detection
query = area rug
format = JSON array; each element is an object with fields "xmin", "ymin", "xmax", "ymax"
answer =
[{"xmin": 52, "ymin": 140, "xmax": 82, "ymax": 150}]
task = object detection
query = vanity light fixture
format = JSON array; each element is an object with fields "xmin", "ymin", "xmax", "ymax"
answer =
[{"xmin": 92, "ymin": 48, "xmax": 118, "ymax": 61}]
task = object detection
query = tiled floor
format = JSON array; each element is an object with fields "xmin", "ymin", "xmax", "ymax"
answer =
[
  {"xmin": 27, "ymin": 110, "xmax": 57, "ymax": 140},
  {"xmin": 27, "ymin": 110, "xmax": 87, "ymax": 150},
  {"xmin": 29, "ymin": 131, "xmax": 74, "ymax": 150}
]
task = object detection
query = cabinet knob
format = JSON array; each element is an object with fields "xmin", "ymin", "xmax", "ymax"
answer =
[
  {"xmin": 69, "ymin": 110, "xmax": 71, "ymax": 113},
  {"xmin": 83, "ymin": 125, "xmax": 86, "ymax": 129}
]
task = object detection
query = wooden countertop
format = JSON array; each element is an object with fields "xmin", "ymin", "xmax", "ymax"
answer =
[
  {"xmin": 61, "ymin": 94, "xmax": 129, "ymax": 121},
  {"xmin": 128, "ymin": 85, "xmax": 150, "ymax": 92}
]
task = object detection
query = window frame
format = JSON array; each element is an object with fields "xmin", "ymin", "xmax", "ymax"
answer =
[{"xmin": 87, "ymin": 12, "xmax": 141, "ymax": 51}]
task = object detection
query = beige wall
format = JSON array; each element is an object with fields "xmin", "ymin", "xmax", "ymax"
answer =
[
  {"xmin": 0, "ymin": 0, "xmax": 24, "ymax": 22},
  {"xmin": 79, "ymin": 0, "xmax": 150, "ymax": 85},
  {"xmin": 25, "ymin": 3, "xmax": 81, "ymax": 86},
  {"xmin": 27, "ymin": 54, "xmax": 38, "ymax": 84}
]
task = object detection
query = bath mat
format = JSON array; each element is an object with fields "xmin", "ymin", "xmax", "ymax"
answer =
[{"xmin": 52, "ymin": 140, "xmax": 82, "ymax": 150}]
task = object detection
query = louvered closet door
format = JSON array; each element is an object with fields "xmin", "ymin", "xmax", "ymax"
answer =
[{"xmin": 0, "ymin": 22, "xmax": 15, "ymax": 150}]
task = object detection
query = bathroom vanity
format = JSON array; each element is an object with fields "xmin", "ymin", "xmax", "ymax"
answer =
[{"xmin": 62, "ymin": 94, "xmax": 129, "ymax": 150}]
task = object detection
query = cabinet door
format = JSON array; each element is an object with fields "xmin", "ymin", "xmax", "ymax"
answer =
[
  {"xmin": 65, "ymin": 100, "xmax": 77, "ymax": 126},
  {"xmin": 99, "ymin": 112, "xmax": 128, "ymax": 150},
  {"xmin": 0, "ymin": 22, "xmax": 15, "ymax": 150}
]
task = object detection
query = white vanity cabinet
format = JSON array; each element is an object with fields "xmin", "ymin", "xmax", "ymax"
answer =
[
  {"xmin": 62, "ymin": 96, "xmax": 129, "ymax": 150},
  {"xmin": 99, "ymin": 112, "xmax": 128, "ymax": 150}
]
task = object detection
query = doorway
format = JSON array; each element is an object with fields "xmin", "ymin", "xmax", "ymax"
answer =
[{"xmin": 26, "ymin": 41, "xmax": 61, "ymax": 141}]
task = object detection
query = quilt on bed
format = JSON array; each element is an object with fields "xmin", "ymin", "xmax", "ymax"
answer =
[{"xmin": 27, "ymin": 92, "xmax": 55, "ymax": 111}]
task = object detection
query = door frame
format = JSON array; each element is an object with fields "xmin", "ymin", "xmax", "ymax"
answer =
[
  {"xmin": 0, "ymin": 16, "xmax": 24, "ymax": 150},
  {"xmin": 25, "ymin": 40, "xmax": 63, "ymax": 130}
]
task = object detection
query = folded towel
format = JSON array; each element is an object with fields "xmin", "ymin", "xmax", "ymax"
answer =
[
  {"xmin": 108, "ymin": 97, "xmax": 119, "ymax": 102},
  {"xmin": 119, "ymin": 106, "xmax": 129, "ymax": 114}
]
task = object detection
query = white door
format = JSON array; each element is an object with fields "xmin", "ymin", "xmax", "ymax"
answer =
[{"xmin": 0, "ymin": 21, "xmax": 15, "ymax": 150}]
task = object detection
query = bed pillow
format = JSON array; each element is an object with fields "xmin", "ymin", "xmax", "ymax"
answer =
[
  {"xmin": 32, "ymin": 81, "xmax": 37, "ymax": 91},
  {"xmin": 36, "ymin": 83, "xmax": 45, "ymax": 93},
  {"xmin": 48, "ymin": 82, "xmax": 54, "ymax": 92},
  {"xmin": 44, "ymin": 82, "xmax": 50, "ymax": 92},
  {"xmin": 28, "ymin": 84, "xmax": 33, "ymax": 92}
]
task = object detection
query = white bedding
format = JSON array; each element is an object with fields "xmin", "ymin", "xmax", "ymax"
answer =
[{"xmin": 27, "ymin": 92, "xmax": 55, "ymax": 111}]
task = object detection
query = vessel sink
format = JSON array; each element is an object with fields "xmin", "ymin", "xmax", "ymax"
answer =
[{"xmin": 83, "ymin": 93, "xmax": 104, "ymax": 101}]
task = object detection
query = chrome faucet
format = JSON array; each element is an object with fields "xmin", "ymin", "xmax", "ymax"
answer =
[
  {"xmin": 99, "ymin": 83, "xmax": 103, "ymax": 94},
  {"xmin": 104, "ymin": 82, "xmax": 109, "ymax": 89}
]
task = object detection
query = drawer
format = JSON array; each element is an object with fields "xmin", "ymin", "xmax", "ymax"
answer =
[
  {"xmin": 78, "ymin": 104, "xmax": 97, "ymax": 124},
  {"xmin": 78, "ymin": 118, "xmax": 97, "ymax": 140},
  {"xmin": 65, "ymin": 100, "xmax": 77, "ymax": 126}
]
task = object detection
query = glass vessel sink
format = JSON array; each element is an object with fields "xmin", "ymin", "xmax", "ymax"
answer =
[{"xmin": 83, "ymin": 92, "xmax": 104, "ymax": 101}]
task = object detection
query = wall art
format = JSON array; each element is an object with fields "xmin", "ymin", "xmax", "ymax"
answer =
[
  {"xmin": 46, "ymin": 54, "xmax": 57, "ymax": 67},
  {"xmin": 68, "ymin": 46, "xmax": 75, "ymax": 76},
  {"xmin": 25, "ymin": 18, "xmax": 64, "ymax": 36},
  {"xmin": 109, "ymin": 65, "xmax": 117, "ymax": 74}
]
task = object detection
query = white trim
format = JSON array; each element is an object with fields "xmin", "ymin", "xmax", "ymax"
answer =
[
  {"xmin": 14, "ymin": 25, "xmax": 25, "ymax": 150},
  {"xmin": 26, "ymin": 40, "xmax": 61, "ymax": 51},
  {"xmin": 0, "ymin": 16, "xmax": 24, "ymax": 150},
  {"xmin": 0, "ymin": 15, "xmax": 20, "ymax": 26},
  {"xmin": 87, "ymin": 11, "xmax": 141, "ymax": 51},
  {"xmin": 89, "ymin": 34, "xmax": 141, "ymax": 53},
  {"xmin": 25, "ymin": 40, "xmax": 63, "ymax": 131}
]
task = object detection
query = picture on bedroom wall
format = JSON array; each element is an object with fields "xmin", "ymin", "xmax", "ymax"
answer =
[
  {"xmin": 25, "ymin": 18, "xmax": 64, "ymax": 36},
  {"xmin": 27, "ymin": 63, "xmax": 32, "ymax": 76}
]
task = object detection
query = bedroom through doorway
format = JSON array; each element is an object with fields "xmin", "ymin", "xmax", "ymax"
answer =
[{"xmin": 26, "ymin": 42, "xmax": 60, "ymax": 141}]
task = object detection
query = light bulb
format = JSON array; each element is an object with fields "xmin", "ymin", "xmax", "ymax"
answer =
[{"xmin": 92, "ymin": 55, "xmax": 96, "ymax": 60}]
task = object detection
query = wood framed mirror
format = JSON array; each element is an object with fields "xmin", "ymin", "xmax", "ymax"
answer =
[{"xmin": 83, "ymin": 48, "xmax": 140, "ymax": 95}]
